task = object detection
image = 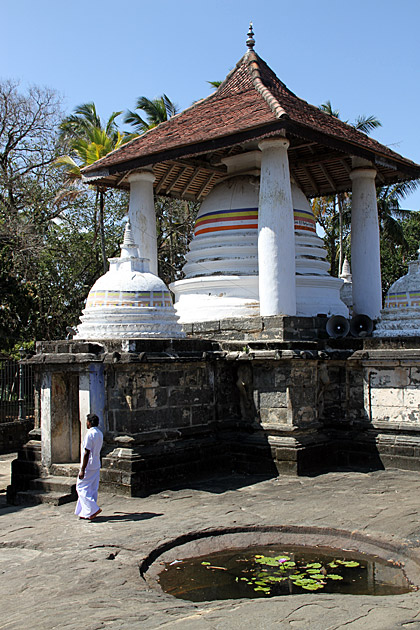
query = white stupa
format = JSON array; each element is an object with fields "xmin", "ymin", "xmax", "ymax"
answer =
[
  {"xmin": 170, "ymin": 152, "xmax": 347, "ymax": 323},
  {"xmin": 339, "ymin": 257, "xmax": 353, "ymax": 313},
  {"xmin": 374, "ymin": 247, "xmax": 420, "ymax": 337},
  {"xmin": 75, "ymin": 220, "xmax": 184, "ymax": 339}
]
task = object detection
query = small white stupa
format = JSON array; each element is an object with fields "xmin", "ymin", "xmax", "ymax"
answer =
[
  {"xmin": 374, "ymin": 247, "xmax": 420, "ymax": 337},
  {"xmin": 75, "ymin": 220, "xmax": 184, "ymax": 339},
  {"xmin": 339, "ymin": 257, "xmax": 353, "ymax": 313}
]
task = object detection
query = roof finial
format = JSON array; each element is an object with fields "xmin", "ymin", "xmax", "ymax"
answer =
[{"xmin": 246, "ymin": 22, "xmax": 255, "ymax": 50}]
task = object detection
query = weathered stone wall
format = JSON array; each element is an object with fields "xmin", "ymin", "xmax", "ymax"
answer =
[
  {"xmin": 12, "ymin": 328, "xmax": 420, "ymax": 501},
  {"xmin": 182, "ymin": 315, "xmax": 329, "ymax": 342},
  {"xmin": 353, "ymin": 339, "xmax": 420, "ymax": 471},
  {"xmin": 0, "ymin": 419, "xmax": 34, "ymax": 454},
  {"xmin": 106, "ymin": 362, "xmax": 216, "ymax": 434}
]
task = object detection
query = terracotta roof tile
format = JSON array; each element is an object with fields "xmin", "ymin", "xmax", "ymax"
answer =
[{"xmin": 82, "ymin": 50, "xmax": 420, "ymax": 180}]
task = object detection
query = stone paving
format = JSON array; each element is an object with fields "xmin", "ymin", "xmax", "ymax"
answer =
[{"xmin": 1, "ymin": 463, "xmax": 420, "ymax": 630}]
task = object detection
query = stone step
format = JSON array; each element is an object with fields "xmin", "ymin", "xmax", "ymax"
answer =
[
  {"xmin": 13, "ymin": 489, "xmax": 76, "ymax": 506},
  {"xmin": 30, "ymin": 476, "xmax": 77, "ymax": 493},
  {"xmin": 50, "ymin": 463, "xmax": 80, "ymax": 477}
]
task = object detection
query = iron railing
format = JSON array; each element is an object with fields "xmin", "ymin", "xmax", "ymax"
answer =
[{"xmin": 0, "ymin": 359, "xmax": 35, "ymax": 422}]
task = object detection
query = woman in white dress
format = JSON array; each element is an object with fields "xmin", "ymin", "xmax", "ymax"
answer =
[{"xmin": 75, "ymin": 413, "xmax": 103, "ymax": 520}]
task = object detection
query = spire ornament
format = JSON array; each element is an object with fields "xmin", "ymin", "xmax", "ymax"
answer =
[
  {"xmin": 246, "ymin": 22, "xmax": 255, "ymax": 50},
  {"xmin": 123, "ymin": 218, "xmax": 136, "ymax": 246}
]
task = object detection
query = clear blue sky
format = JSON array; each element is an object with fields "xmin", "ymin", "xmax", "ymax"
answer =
[{"xmin": 4, "ymin": 0, "xmax": 420, "ymax": 209}]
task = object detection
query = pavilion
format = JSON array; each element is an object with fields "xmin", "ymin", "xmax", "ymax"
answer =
[{"xmin": 82, "ymin": 25, "xmax": 420, "ymax": 323}]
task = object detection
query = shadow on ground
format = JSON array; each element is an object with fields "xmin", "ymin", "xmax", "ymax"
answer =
[{"xmin": 93, "ymin": 511, "xmax": 163, "ymax": 523}]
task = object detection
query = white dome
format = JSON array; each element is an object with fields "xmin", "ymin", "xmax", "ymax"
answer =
[
  {"xmin": 374, "ymin": 251, "xmax": 420, "ymax": 337},
  {"xmin": 75, "ymin": 222, "xmax": 184, "ymax": 339},
  {"xmin": 171, "ymin": 160, "xmax": 347, "ymax": 323}
]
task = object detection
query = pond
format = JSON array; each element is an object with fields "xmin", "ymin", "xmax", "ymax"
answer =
[{"xmin": 158, "ymin": 544, "xmax": 414, "ymax": 602}]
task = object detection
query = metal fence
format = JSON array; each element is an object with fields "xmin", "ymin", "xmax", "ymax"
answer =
[{"xmin": 0, "ymin": 359, "xmax": 35, "ymax": 422}]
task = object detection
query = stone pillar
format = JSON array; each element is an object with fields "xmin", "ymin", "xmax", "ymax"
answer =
[
  {"xmin": 350, "ymin": 159, "xmax": 382, "ymax": 319},
  {"xmin": 127, "ymin": 171, "xmax": 157, "ymax": 274},
  {"xmin": 40, "ymin": 372, "xmax": 52, "ymax": 468},
  {"xmin": 258, "ymin": 138, "xmax": 296, "ymax": 316},
  {"xmin": 79, "ymin": 364, "xmax": 105, "ymax": 448}
]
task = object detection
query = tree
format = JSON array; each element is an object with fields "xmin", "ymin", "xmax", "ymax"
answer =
[
  {"xmin": 124, "ymin": 94, "xmax": 178, "ymax": 134},
  {"xmin": 314, "ymin": 103, "xmax": 382, "ymax": 274},
  {"xmin": 56, "ymin": 103, "xmax": 132, "ymax": 272},
  {"xmin": 155, "ymin": 197, "xmax": 199, "ymax": 286},
  {"xmin": 0, "ymin": 80, "xmax": 65, "ymax": 352}
]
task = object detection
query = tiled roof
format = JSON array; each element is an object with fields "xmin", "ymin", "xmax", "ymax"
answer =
[{"xmin": 82, "ymin": 50, "xmax": 420, "ymax": 198}]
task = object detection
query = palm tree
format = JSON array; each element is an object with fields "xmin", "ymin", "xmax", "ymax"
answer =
[
  {"xmin": 377, "ymin": 180, "xmax": 419, "ymax": 245},
  {"xmin": 56, "ymin": 104, "xmax": 132, "ymax": 272},
  {"xmin": 123, "ymin": 94, "xmax": 178, "ymax": 134},
  {"xmin": 317, "ymin": 102, "xmax": 382, "ymax": 274}
]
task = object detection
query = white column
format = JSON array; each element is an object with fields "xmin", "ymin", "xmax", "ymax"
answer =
[
  {"xmin": 350, "ymin": 159, "xmax": 382, "ymax": 319},
  {"xmin": 258, "ymin": 138, "xmax": 296, "ymax": 316},
  {"xmin": 127, "ymin": 171, "xmax": 157, "ymax": 274},
  {"xmin": 40, "ymin": 372, "xmax": 52, "ymax": 468},
  {"xmin": 79, "ymin": 364, "xmax": 106, "ymax": 449}
]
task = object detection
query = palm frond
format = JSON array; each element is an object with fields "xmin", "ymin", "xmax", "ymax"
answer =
[
  {"xmin": 319, "ymin": 100, "xmax": 340, "ymax": 118},
  {"xmin": 353, "ymin": 114, "xmax": 382, "ymax": 134},
  {"xmin": 162, "ymin": 94, "xmax": 178, "ymax": 117},
  {"xmin": 123, "ymin": 109, "xmax": 149, "ymax": 133}
]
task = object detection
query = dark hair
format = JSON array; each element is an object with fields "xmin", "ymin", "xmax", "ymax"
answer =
[{"xmin": 87, "ymin": 413, "xmax": 100, "ymax": 427}]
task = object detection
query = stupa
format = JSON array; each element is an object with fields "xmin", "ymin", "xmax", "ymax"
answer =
[
  {"xmin": 339, "ymin": 257, "xmax": 353, "ymax": 313},
  {"xmin": 374, "ymin": 248, "xmax": 420, "ymax": 337},
  {"xmin": 75, "ymin": 220, "xmax": 184, "ymax": 339},
  {"xmin": 170, "ymin": 151, "xmax": 347, "ymax": 322}
]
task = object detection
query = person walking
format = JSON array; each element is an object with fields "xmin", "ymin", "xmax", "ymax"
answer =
[{"xmin": 75, "ymin": 413, "xmax": 103, "ymax": 520}]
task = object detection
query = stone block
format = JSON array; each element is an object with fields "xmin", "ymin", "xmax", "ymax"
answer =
[
  {"xmin": 260, "ymin": 407, "xmax": 290, "ymax": 424},
  {"xmin": 409, "ymin": 367, "xmax": 420, "ymax": 385},
  {"xmin": 273, "ymin": 459, "xmax": 298, "ymax": 475},
  {"xmin": 369, "ymin": 367, "xmax": 407, "ymax": 389},
  {"xmin": 274, "ymin": 447, "xmax": 298, "ymax": 462},
  {"xmin": 157, "ymin": 369, "xmax": 184, "ymax": 387},
  {"xmin": 220, "ymin": 317, "xmax": 262, "ymax": 331},
  {"xmin": 253, "ymin": 367, "xmax": 276, "ymax": 388},
  {"xmin": 168, "ymin": 387, "xmax": 213, "ymax": 407},
  {"xmin": 369, "ymin": 387, "xmax": 404, "ymax": 408},
  {"xmin": 288, "ymin": 386, "xmax": 316, "ymax": 409},
  {"xmin": 193, "ymin": 320, "xmax": 221, "ymax": 333},
  {"xmin": 144, "ymin": 387, "xmax": 168, "ymax": 409},
  {"xmin": 259, "ymin": 391, "xmax": 287, "ymax": 408},
  {"xmin": 403, "ymin": 387, "xmax": 420, "ymax": 409}
]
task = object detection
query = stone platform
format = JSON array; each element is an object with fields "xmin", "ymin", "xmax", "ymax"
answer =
[{"xmin": 1, "ymin": 467, "xmax": 420, "ymax": 629}]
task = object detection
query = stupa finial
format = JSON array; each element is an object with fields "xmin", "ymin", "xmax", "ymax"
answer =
[
  {"xmin": 246, "ymin": 22, "xmax": 255, "ymax": 50},
  {"xmin": 123, "ymin": 218, "xmax": 136, "ymax": 247}
]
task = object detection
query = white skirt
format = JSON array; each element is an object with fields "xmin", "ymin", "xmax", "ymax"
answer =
[{"xmin": 74, "ymin": 467, "xmax": 101, "ymax": 518}]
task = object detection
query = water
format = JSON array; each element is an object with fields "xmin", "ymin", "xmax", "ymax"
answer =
[{"xmin": 158, "ymin": 544, "xmax": 414, "ymax": 601}]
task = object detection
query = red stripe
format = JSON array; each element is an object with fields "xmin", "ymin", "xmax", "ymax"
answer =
[
  {"xmin": 196, "ymin": 214, "xmax": 259, "ymax": 227},
  {"xmin": 195, "ymin": 224, "xmax": 258, "ymax": 236}
]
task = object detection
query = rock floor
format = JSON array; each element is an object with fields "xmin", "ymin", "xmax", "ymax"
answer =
[{"xmin": 1, "ymin": 467, "xmax": 420, "ymax": 629}]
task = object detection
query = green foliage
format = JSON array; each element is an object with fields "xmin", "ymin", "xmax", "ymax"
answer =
[
  {"xmin": 381, "ymin": 210, "xmax": 420, "ymax": 297},
  {"xmin": 155, "ymin": 196, "xmax": 199, "ymax": 286},
  {"xmin": 124, "ymin": 94, "xmax": 178, "ymax": 134}
]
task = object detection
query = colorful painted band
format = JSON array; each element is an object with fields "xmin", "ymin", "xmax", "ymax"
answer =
[
  {"xmin": 194, "ymin": 207, "xmax": 316, "ymax": 237},
  {"xmin": 385, "ymin": 290, "xmax": 420, "ymax": 309},
  {"xmin": 86, "ymin": 290, "xmax": 172, "ymax": 308}
]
